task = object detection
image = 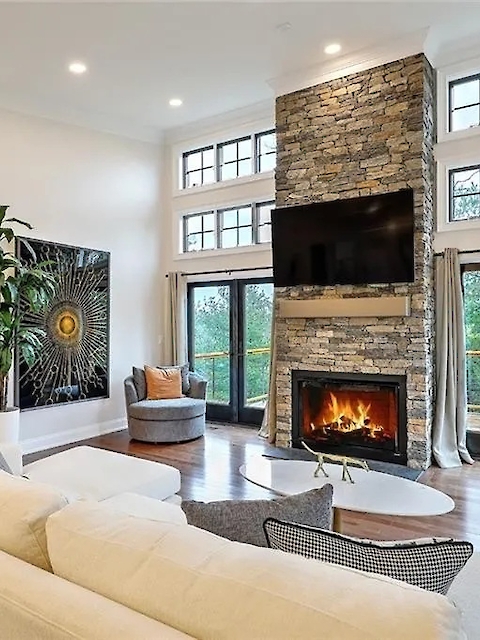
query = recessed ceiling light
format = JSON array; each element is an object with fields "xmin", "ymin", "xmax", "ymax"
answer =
[
  {"xmin": 68, "ymin": 61, "xmax": 87, "ymax": 75},
  {"xmin": 169, "ymin": 98, "xmax": 183, "ymax": 107},
  {"xmin": 324, "ymin": 43, "xmax": 342, "ymax": 55}
]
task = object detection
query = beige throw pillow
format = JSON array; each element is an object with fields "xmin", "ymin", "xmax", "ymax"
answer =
[{"xmin": 144, "ymin": 365, "xmax": 182, "ymax": 400}]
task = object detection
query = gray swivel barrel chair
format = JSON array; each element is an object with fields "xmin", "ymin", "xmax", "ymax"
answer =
[{"xmin": 124, "ymin": 367, "xmax": 207, "ymax": 443}]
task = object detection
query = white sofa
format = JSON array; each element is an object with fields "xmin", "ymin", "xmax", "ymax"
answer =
[{"xmin": 0, "ymin": 469, "xmax": 466, "ymax": 640}]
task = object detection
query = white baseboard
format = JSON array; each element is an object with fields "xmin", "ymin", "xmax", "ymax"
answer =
[{"xmin": 20, "ymin": 418, "xmax": 127, "ymax": 455}]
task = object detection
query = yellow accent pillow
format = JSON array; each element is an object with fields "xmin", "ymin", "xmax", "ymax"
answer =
[{"xmin": 144, "ymin": 365, "xmax": 182, "ymax": 400}]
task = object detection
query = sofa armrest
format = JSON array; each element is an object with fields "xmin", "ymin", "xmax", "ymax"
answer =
[
  {"xmin": 188, "ymin": 372, "xmax": 207, "ymax": 400},
  {"xmin": 124, "ymin": 376, "xmax": 139, "ymax": 407},
  {"xmin": 0, "ymin": 443, "xmax": 23, "ymax": 476}
]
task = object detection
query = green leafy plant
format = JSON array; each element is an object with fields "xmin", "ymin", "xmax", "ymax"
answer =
[{"xmin": 0, "ymin": 205, "xmax": 55, "ymax": 411}]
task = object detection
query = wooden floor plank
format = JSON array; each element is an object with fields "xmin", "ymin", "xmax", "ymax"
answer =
[{"xmin": 24, "ymin": 423, "xmax": 480, "ymax": 548}]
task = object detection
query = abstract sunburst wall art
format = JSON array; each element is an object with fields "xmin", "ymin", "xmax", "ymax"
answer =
[{"xmin": 15, "ymin": 238, "xmax": 110, "ymax": 409}]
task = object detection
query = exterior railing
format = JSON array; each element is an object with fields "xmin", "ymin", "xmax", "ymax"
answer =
[{"xmin": 195, "ymin": 347, "xmax": 270, "ymax": 405}]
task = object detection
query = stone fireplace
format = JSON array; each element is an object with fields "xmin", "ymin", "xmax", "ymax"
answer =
[
  {"xmin": 274, "ymin": 54, "xmax": 435, "ymax": 469},
  {"xmin": 291, "ymin": 370, "xmax": 407, "ymax": 465}
]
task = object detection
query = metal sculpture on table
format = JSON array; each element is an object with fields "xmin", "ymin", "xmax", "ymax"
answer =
[
  {"xmin": 16, "ymin": 238, "xmax": 109, "ymax": 409},
  {"xmin": 301, "ymin": 440, "xmax": 369, "ymax": 484}
]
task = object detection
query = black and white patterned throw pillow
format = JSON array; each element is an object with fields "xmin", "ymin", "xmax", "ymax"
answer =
[{"xmin": 263, "ymin": 518, "xmax": 473, "ymax": 594}]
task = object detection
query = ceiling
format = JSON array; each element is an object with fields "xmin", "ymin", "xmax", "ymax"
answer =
[{"xmin": 1, "ymin": 2, "xmax": 480, "ymax": 142}]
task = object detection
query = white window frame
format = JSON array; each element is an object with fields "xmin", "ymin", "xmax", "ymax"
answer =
[
  {"xmin": 175, "ymin": 200, "xmax": 274, "ymax": 258},
  {"xmin": 436, "ymin": 56, "xmax": 480, "ymax": 233},
  {"xmin": 437, "ymin": 57, "xmax": 480, "ymax": 144},
  {"xmin": 177, "ymin": 128, "xmax": 276, "ymax": 193},
  {"xmin": 436, "ymin": 156, "xmax": 480, "ymax": 233}
]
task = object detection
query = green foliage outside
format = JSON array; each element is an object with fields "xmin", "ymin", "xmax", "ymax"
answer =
[
  {"xmin": 452, "ymin": 170, "xmax": 480, "ymax": 221},
  {"xmin": 192, "ymin": 284, "xmax": 273, "ymax": 405},
  {"xmin": 464, "ymin": 271, "xmax": 480, "ymax": 411}
]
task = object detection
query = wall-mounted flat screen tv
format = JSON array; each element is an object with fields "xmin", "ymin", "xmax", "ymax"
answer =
[{"xmin": 271, "ymin": 189, "xmax": 415, "ymax": 287}]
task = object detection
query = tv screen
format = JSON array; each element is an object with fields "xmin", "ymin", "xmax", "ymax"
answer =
[{"xmin": 271, "ymin": 189, "xmax": 415, "ymax": 287}]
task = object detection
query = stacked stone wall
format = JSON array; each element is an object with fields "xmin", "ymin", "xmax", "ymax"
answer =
[{"xmin": 274, "ymin": 54, "xmax": 435, "ymax": 469}]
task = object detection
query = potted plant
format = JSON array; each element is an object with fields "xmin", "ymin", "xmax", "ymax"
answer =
[{"xmin": 0, "ymin": 205, "xmax": 55, "ymax": 442}]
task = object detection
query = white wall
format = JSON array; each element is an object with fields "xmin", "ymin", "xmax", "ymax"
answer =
[{"xmin": 0, "ymin": 109, "xmax": 162, "ymax": 451}]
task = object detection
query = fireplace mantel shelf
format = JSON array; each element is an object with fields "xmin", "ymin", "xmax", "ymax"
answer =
[{"xmin": 278, "ymin": 296, "xmax": 410, "ymax": 319}]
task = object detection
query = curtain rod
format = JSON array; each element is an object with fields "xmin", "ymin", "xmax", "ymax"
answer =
[
  {"xmin": 165, "ymin": 266, "xmax": 271, "ymax": 278},
  {"xmin": 434, "ymin": 249, "xmax": 480, "ymax": 256}
]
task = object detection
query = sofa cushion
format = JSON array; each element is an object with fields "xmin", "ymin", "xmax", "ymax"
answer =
[
  {"xmin": 181, "ymin": 486, "xmax": 333, "ymax": 547},
  {"xmin": 0, "ymin": 471, "xmax": 67, "ymax": 571},
  {"xmin": 263, "ymin": 519, "xmax": 473, "ymax": 595},
  {"xmin": 129, "ymin": 397, "xmax": 205, "ymax": 422},
  {"xmin": 101, "ymin": 493, "xmax": 187, "ymax": 524},
  {"xmin": 145, "ymin": 365, "xmax": 182, "ymax": 400},
  {"xmin": 46, "ymin": 502, "xmax": 464, "ymax": 640},
  {"xmin": 0, "ymin": 549, "xmax": 193, "ymax": 639}
]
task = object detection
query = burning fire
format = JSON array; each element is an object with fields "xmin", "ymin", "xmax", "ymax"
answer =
[{"xmin": 312, "ymin": 392, "xmax": 385, "ymax": 439}]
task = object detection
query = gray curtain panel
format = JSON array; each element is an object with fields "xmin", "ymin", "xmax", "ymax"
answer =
[
  {"xmin": 433, "ymin": 248, "xmax": 473, "ymax": 468},
  {"xmin": 259, "ymin": 293, "xmax": 277, "ymax": 444},
  {"xmin": 164, "ymin": 272, "xmax": 187, "ymax": 365}
]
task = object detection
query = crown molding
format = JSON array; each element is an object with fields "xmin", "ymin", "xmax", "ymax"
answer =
[
  {"xmin": 268, "ymin": 28, "xmax": 429, "ymax": 98},
  {"xmin": 164, "ymin": 99, "xmax": 274, "ymax": 146}
]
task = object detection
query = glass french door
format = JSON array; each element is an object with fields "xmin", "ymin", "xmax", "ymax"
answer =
[{"xmin": 187, "ymin": 278, "xmax": 273, "ymax": 425}]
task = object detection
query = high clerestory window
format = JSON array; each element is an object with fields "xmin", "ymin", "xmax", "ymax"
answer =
[
  {"xmin": 449, "ymin": 74, "xmax": 480, "ymax": 133},
  {"xmin": 181, "ymin": 129, "xmax": 276, "ymax": 189},
  {"xmin": 182, "ymin": 201, "xmax": 274, "ymax": 253},
  {"xmin": 449, "ymin": 165, "xmax": 480, "ymax": 221}
]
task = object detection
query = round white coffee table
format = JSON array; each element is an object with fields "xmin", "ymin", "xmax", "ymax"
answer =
[{"xmin": 239, "ymin": 458, "xmax": 454, "ymax": 530}]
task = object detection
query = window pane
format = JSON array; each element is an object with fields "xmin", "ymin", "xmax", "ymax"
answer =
[
  {"xmin": 203, "ymin": 148, "xmax": 214, "ymax": 167},
  {"xmin": 238, "ymin": 138, "xmax": 251, "ymax": 159},
  {"xmin": 451, "ymin": 105, "xmax": 480, "ymax": 131},
  {"xmin": 259, "ymin": 132, "xmax": 276, "ymax": 154},
  {"xmin": 203, "ymin": 231, "xmax": 215, "ymax": 250},
  {"xmin": 186, "ymin": 170, "xmax": 202, "ymax": 188},
  {"xmin": 186, "ymin": 152, "xmax": 201, "ymax": 171},
  {"xmin": 191, "ymin": 285, "xmax": 231, "ymax": 405},
  {"xmin": 187, "ymin": 215, "xmax": 202, "ymax": 233},
  {"xmin": 258, "ymin": 223, "xmax": 272, "ymax": 243},
  {"xmin": 453, "ymin": 168, "xmax": 480, "ymax": 196},
  {"xmin": 221, "ymin": 228, "xmax": 237, "ymax": 248},
  {"xmin": 186, "ymin": 233, "xmax": 202, "ymax": 251},
  {"xmin": 221, "ymin": 142, "xmax": 237, "ymax": 163},
  {"xmin": 243, "ymin": 283, "xmax": 274, "ymax": 409},
  {"xmin": 221, "ymin": 162, "xmax": 237, "ymax": 181},
  {"xmin": 222, "ymin": 209, "xmax": 238, "ymax": 229},
  {"xmin": 259, "ymin": 153, "xmax": 276, "ymax": 173},
  {"xmin": 238, "ymin": 226, "xmax": 252, "ymax": 246},
  {"xmin": 453, "ymin": 194, "xmax": 480, "ymax": 220},
  {"xmin": 203, "ymin": 213, "xmax": 215, "ymax": 231},
  {"xmin": 238, "ymin": 207, "xmax": 252, "ymax": 226},
  {"xmin": 452, "ymin": 79, "xmax": 479, "ymax": 109},
  {"xmin": 202, "ymin": 167, "xmax": 215, "ymax": 184},
  {"xmin": 238, "ymin": 158, "xmax": 251, "ymax": 177},
  {"xmin": 258, "ymin": 203, "xmax": 273, "ymax": 224}
]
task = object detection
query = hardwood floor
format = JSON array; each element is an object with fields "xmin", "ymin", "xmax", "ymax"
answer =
[{"xmin": 25, "ymin": 424, "xmax": 480, "ymax": 549}]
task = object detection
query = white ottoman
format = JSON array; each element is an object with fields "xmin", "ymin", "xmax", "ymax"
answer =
[{"xmin": 23, "ymin": 446, "xmax": 181, "ymax": 503}]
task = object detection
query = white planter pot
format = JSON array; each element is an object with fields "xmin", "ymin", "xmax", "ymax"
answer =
[{"xmin": 0, "ymin": 407, "xmax": 20, "ymax": 443}]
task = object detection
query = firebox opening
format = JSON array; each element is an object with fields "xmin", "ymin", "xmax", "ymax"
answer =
[{"xmin": 292, "ymin": 370, "xmax": 407, "ymax": 465}]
